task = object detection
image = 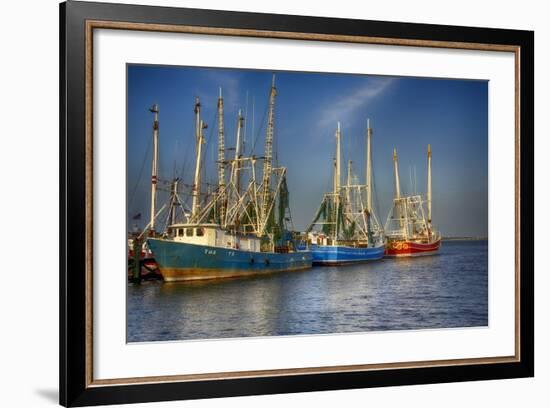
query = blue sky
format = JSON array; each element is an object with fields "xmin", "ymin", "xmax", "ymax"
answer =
[{"xmin": 127, "ymin": 65, "xmax": 488, "ymax": 237}]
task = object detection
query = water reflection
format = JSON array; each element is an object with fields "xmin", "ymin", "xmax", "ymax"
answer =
[{"xmin": 127, "ymin": 241, "xmax": 488, "ymax": 342}]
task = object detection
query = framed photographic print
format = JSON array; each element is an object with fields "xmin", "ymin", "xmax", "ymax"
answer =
[{"xmin": 60, "ymin": 0, "xmax": 534, "ymax": 406}]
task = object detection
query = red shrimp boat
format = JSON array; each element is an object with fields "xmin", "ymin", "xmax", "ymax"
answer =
[
  {"xmin": 384, "ymin": 145, "xmax": 441, "ymax": 257},
  {"xmin": 385, "ymin": 236, "xmax": 441, "ymax": 257}
]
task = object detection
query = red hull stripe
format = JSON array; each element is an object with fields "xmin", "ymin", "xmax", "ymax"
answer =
[{"xmin": 385, "ymin": 239, "xmax": 441, "ymax": 256}]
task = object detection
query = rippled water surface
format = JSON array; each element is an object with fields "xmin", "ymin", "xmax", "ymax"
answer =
[{"xmin": 127, "ymin": 240, "xmax": 488, "ymax": 342}]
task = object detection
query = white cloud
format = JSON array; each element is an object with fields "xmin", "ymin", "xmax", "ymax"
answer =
[
  {"xmin": 200, "ymin": 70, "xmax": 242, "ymax": 109},
  {"xmin": 317, "ymin": 77, "xmax": 396, "ymax": 130}
]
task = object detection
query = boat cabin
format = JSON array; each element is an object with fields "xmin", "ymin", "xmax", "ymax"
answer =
[
  {"xmin": 307, "ymin": 231, "xmax": 334, "ymax": 246},
  {"xmin": 165, "ymin": 223, "xmax": 261, "ymax": 252},
  {"xmin": 307, "ymin": 231, "xmax": 374, "ymax": 247}
]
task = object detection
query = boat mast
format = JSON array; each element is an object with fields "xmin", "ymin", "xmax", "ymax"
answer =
[
  {"xmin": 217, "ymin": 88, "xmax": 226, "ymax": 225},
  {"xmin": 169, "ymin": 178, "xmax": 179, "ymax": 225},
  {"xmin": 334, "ymin": 122, "xmax": 341, "ymax": 241},
  {"xmin": 393, "ymin": 147, "xmax": 401, "ymax": 199},
  {"xmin": 332, "ymin": 157, "xmax": 337, "ymax": 198},
  {"xmin": 393, "ymin": 148, "xmax": 409, "ymax": 238},
  {"xmin": 427, "ymin": 144, "xmax": 432, "ymax": 225},
  {"xmin": 261, "ymin": 75, "xmax": 277, "ymax": 225},
  {"xmin": 149, "ymin": 104, "xmax": 159, "ymax": 233},
  {"xmin": 230, "ymin": 109, "xmax": 244, "ymax": 197},
  {"xmin": 366, "ymin": 119, "xmax": 373, "ymax": 212},
  {"xmin": 191, "ymin": 98, "xmax": 205, "ymax": 221},
  {"xmin": 335, "ymin": 122, "xmax": 341, "ymax": 193}
]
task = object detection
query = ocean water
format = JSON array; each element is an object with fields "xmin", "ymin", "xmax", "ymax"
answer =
[{"xmin": 127, "ymin": 240, "xmax": 488, "ymax": 342}]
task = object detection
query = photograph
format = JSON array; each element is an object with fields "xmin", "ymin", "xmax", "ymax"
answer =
[
  {"xmin": 126, "ymin": 65, "xmax": 489, "ymax": 342},
  {"xmin": 55, "ymin": 1, "xmax": 534, "ymax": 406}
]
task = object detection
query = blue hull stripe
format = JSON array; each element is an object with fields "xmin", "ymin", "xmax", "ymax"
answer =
[
  {"xmin": 308, "ymin": 244, "xmax": 385, "ymax": 265},
  {"xmin": 147, "ymin": 238, "xmax": 312, "ymax": 281}
]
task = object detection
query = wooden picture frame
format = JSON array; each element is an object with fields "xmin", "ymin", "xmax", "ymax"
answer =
[{"xmin": 60, "ymin": 1, "xmax": 534, "ymax": 406}]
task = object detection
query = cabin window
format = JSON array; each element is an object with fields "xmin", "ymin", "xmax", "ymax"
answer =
[
  {"xmin": 196, "ymin": 228, "xmax": 204, "ymax": 237},
  {"xmin": 186, "ymin": 228, "xmax": 194, "ymax": 236},
  {"xmin": 177, "ymin": 228, "xmax": 184, "ymax": 237}
]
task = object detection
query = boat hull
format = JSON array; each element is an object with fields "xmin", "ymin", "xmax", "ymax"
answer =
[
  {"xmin": 147, "ymin": 238, "xmax": 312, "ymax": 282},
  {"xmin": 384, "ymin": 239, "xmax": 441, "ymax": 257},
  {"xmin": 308, "ymin": 244, "xmax": 385, "ymax": 266}
]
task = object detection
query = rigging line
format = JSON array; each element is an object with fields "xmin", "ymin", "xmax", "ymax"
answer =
[
  {"xmin": 274, "ymin": 117, "xmax": 279, "ymax": 167},
  {"xmin": 199, "ymin": 108, "xmax": 218, "ymax": 188},
  {"xmin": 326, "ymin": 138, "xmax": 335, "ymax": 193},
  {"xmin": 177, "ymin": 154, "xmax": 188, "ymax": 183},
  {"xmin": 177, "ymin": 110, "xmax": 195, "ymax": 181},
  {"xmin": 243, "ymin": 90, "xmax": 249, "ymax": 148},
  {"xmin": 250, "ymin": 86, "xmax": 270, "ymax": 155},
  {"xmin": 251, "ymin": 95, "xmax": 255, "ymax": 156},
  {"xmin": 128, "ymin": 131, "xmax": 152, "ymax": 212},
  {"xmin": 409, "ymin": 166, "xmax": 413, "ymax": 196},
  {"xmin": 172, "ymin": 137, "xmax": 181, "ymax": 179},
  {"xmin": 414, "ymin": 165, "xmax": 417, "ymax": 194},
  {"xmin": 371, "ymin": 155, "xmax": 383, "ymax": 231}
]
